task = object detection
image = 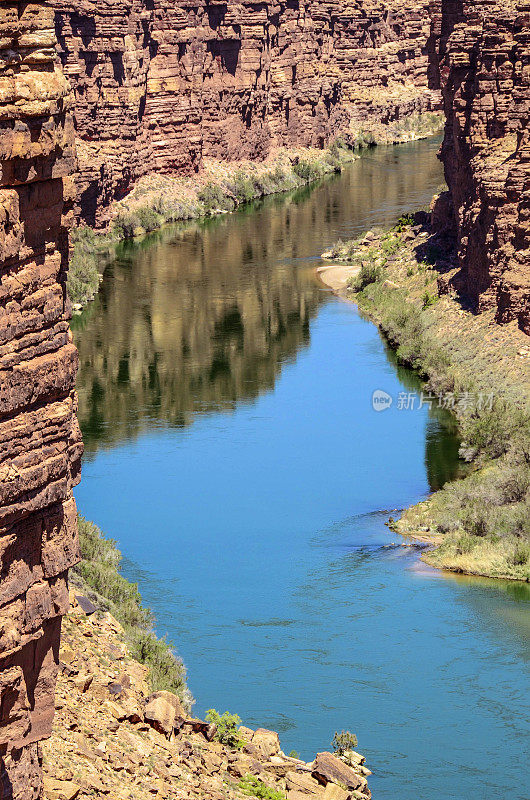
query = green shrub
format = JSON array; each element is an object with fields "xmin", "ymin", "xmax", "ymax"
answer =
[
  {"xmin": 511, "ymin": 541, "xmax": 530, "ymax": 566},
  {"xmin": 113, "ymin": 210, "xmax": 141, "ymax": 238},
  {"xmin": 67, "ymin": 227, "xmax": 101, "ymax": 306},
  {"xmin": 461, "ymin": 403, "xmax": 522, "ymax": 462},
  {"xmin": 332, "ymin": 730, "xmax": 358, "ymax": 756},
  {"xmin": 230, "ymin": 171, "xmax": 257, "ymax": 204},
  {"xmin": 198, "ymin": 183, "xmax": 233, "ymax": 213},
  {"xmin": 352, "ymin": 256, "xmax": 383, "ymax": 290},
  {"xmin": 293, "ymin": 159, "xmax": 323, "ymax": 183},
  {"xmin": 288, "ymin": 750, "xmax": 299, "ymax": 759},
  {"xmin": 74, "ymin": 517, "xmax": 188, "ymax": 700},
  {"xmin": 394, "ymin": 214, "xmax": 414, "ymax": 232},
  {"xmin": 454, "ymin": 533, "xmax": 475, "ymax": 555},
  {"xmin": 380, "ymin": 233, "xmax": 401, "ymax": 257},
  {"xmin": 352, "ymin": 129, "xmax": 376, "ymax": 149},
  {"xmin": 205, "ymin": 709, "xmax": 244, "ymax": 749},
  {"xmin": 136, "ymin": 206, "xmax": 163, "ymax": 232},
  {"xmin": 238, "ymin": 776, "xmax": 286, "ymax": 800},
  {"xmin": 422, "ymin": 290, "xmax": 438, "ymax": 309}
]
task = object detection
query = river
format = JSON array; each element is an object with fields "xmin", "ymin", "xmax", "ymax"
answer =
[{"xmin": 73, "ymin": 137, "xmax": 530, "ymax": 800}]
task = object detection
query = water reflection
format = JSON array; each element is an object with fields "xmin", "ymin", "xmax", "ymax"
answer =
[
  {"xmin": 74, "ymin": 210, "xmax": 323, "ymax": 454},
  {"xmin": 74, "ymin": 139, "xmax": 445, "ymax": 458}
]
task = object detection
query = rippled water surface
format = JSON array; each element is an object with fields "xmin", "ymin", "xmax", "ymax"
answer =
[{"xmin": 73, "ymin": 139, "xmax": 530, "ymax": 800}]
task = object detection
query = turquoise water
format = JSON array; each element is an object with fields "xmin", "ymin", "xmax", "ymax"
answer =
[{"xmin": 73, "ymin": 139, "xmax": 530, "ymax": 799}]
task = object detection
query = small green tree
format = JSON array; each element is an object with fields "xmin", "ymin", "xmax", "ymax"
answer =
[
  {"xmin": 332, "ymin": 730, "xmax": 358, "ymax": 756},
  {"xmin": 205, "ymin": 709, "xmax": 244, "ymax": 749}
]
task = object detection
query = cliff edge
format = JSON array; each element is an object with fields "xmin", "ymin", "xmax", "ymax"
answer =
[
  {"xmin": 0, "ymin": 1, "xmax": 81, "ymax": 796},
  {"xmin": 431, "ymin": 0, "xmax": 530, "ymax": 333}
]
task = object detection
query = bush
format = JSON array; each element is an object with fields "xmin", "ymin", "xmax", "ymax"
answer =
[
  {"xmin": 238, "ymin": 776, "xmax": 286, "ymax": 800},
  {"xmin": 352, "ymin": 129, "xmax": 376, "ymax": 150},
  {"xmin": 230, "ymin": 171, "xmax": 257, "ymax": 204},
  {"xmin": 198, "ymin": 183, "xmax": 233, "ymax": 213},
  {"xmin": 454, "ymin": 533, "xmax": 476, "ymax": 555},
  {"xmin": 67, "ymin": 227, "xmax": 101, "ymax": 306},
  {"xmin": 511, "ymin": 541, "xmax": 530, "ymax": 566},
  {"xmin": 74, "ymin": 517, "xmax": 189, "ymax": 701},
  {"xmin": 113, "ymin": 210, "xmax": 141, "ymax": 239},
  {"xmin": 352, "ymin": 256, "xmax": 383, "ymax": 290},
  {"xmin": 293, "ymin": 159, "xmax": 323, "ymax": 183},
  {"xmin": 332, "ymin": 730, "xmax": 358, "ymax": 756},
  {"xmin": 394, "ymin": 214, "xmax": 414, "ymax": 232},
  {"xmin": 136, "ymin": 206, "xmax": 163, "ymax": 232},
  {"xmin": 422, "ymin": 290, "xmax": 438, "ymax": 309},
  {"xmin": 205, "ymin": 709, "xmax": 244, "ymax": 749},
  {"xmin": 461, "ymin": 402, "xmax": 523, "ymax": 462}
]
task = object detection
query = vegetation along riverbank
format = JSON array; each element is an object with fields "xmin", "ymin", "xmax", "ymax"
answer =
[
  {"xmin": 319, "ymin": 209, "xmax": 530, "ymax": 581},
  {"xmin": 67, "ymin": 114, "xmax": 443, "ymax": 310}
]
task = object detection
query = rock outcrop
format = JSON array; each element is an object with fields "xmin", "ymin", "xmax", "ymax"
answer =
[
  {"xmin": 0, "ymin": 1, "xmax": 81, "ymax": 797},
  {"xmin": 49, "ymin": 0, "xmax": 441, "ymax": 227},
  {"xmin": 430, "ymin": 0, "xmax": 530, "ymax": 333}
]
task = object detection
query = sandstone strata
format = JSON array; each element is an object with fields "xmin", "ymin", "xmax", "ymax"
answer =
[
  {"xmin": 49, "ymin": 0, "xmax": 441, "ymax": 227},
  {"xmin": 43, "ymin": 599, "xmax": 372, "ymax": 800},
  {"xmin": 0, "ymin": 1, "xmax": 81, "ymax": 797},
  {"xmin": 431, "ymin": 0, "xmax": 530, "ymax": 332}
]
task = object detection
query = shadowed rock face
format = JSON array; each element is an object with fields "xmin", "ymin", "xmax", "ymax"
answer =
[
  {"xmin": 431, "ymin": 0, "xmax": 530, "ymax": 333},
  {"xmin": 49, "ymin": 0, "xmax": 440, "ymax": 227},
  {"xmin": 0, "ymin": 1, "xmax": 81, "ymax": 797}
]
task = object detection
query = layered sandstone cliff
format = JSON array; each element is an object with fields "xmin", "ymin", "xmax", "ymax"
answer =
[
  {"xmin": 50, "ymin": 0, "xmax": 441, "ymax": 227},
  {"xmin": 0, "ymin": 1, "xmax": 81, "ymax": 797},
  {"xmin": 431, "ymin": 0, "xmax": 530, "ymax": 333}
]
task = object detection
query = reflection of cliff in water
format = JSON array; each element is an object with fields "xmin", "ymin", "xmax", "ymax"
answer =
[
  {"xmin": 73, "ymin": 138, "xmax": 447, "ymax": 457},
  {"xmin": 73, "ymin": 197, "xmax": 326, "ymax": 456}
]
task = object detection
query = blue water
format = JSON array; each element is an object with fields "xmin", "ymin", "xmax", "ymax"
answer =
[{"xmin": 73, "ymin": 139, "xmax": 530, "ymax": 800}]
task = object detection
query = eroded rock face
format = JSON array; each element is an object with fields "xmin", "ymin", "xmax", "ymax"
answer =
[
  {"xmin": 50, "ymin": 0, "xmax": 440, "ymax": 227},
  {"xmin": 0, "ymin": 1, "xmax": 81, "ymax": 796},
  {"xmin": 431, "ymin": 1, "xmax": 530, "ymax": 333}
]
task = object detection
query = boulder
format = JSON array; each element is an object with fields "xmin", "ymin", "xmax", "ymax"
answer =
[
  {"xmin": 286, "ymin": 770, "xmax": 324, "ymax": 795},
  {"xmin": 144, "ymin": 690, "xmax": 185, "ymax": 737},
  {"xmin": 323, "ymin": 784, "xmax": 350, "ymax": 800},
  {"xmin": 43, "ymin": 777, "xmax": 80, "ymax": 799},
  {"xmin": 252, "ymin": 728, "xmax": 281, "ymax": 759},
  {"xmin": 180, "ymin": 717, "xmax": 217, "ymax": 740},
  {"xmin": 342, "ymin": 750, "xmax": 365, "ymax": 767},
  {"xmin": 312, "ymin": 752, "xmax": 366, "ymax": 792},
  {"xmin": 74, "ymin": 595, "xmax": 97, "ymax": 615}
]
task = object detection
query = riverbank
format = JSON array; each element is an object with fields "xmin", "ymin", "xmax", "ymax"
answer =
[
  {"xmin": 318, "ymin": 212, "xmax": 530, "ymax": 581},
  {"xmin": 67, "ymin": 114, "xmax": 443, "ymax": 310},
  {"xmin": 49, "ymin": 519, "xmax": 372, "ymax": 800}
]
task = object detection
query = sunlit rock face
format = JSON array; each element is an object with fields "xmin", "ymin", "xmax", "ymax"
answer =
[
  {"xmin": 430, "ymin": 0, "xmax": 530, "ymax": 333},
  {"xmin": 49, "ymin": 0, "xmax": 440, "ymax": 227},
  {"xmin": 0, "ymin": 1, "xmax": 81, "ymax": 796}
]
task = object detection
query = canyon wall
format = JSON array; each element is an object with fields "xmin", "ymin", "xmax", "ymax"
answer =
[
  {"xmin": 50, "ymin": 0, "xmax": 441, "ymax": 227},
  {"xmin": 0, "ymin": 1, "xmax": 81, "ymax": 797},
  {"xmin": 431, "ymin": 0, "xmax": 530, "ymax": 333}
]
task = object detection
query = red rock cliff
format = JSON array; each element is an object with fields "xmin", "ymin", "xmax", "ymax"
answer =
[
  {"xmin": 50, "ymin": 0, "xmax": 440, "ymax": 227},
  {"xmin": 431, "ymin": 0, "xmax": 530, "ymax": 333},
  {"xmin": 0, "ymin": 1, "xmax": 81, "ymax": 797}
]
